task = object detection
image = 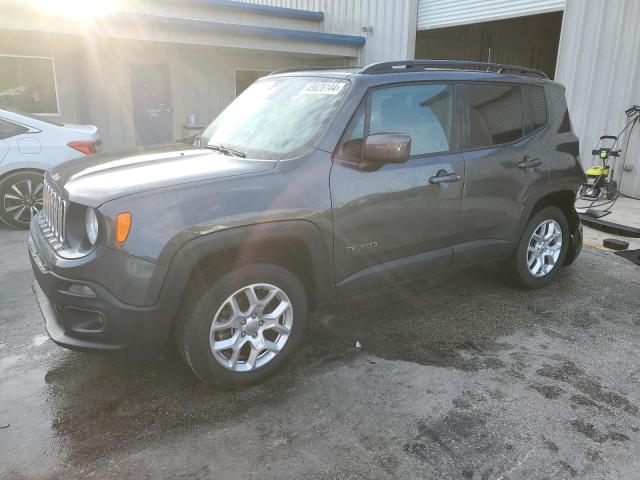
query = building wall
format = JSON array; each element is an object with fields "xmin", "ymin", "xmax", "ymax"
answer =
[
  {"xmin": 233, "ymin": 0, "xmax": 419, "ymax": 64},
  {"xmin": 0, "ymin": 2, "xmax": 360, "ymax": 59},
  {"xmin": 0, "ymin": 31, "xmax": 83, "ymax": 124},
  {"xmin": 0, "ymin": 0, "xmax": 417, "ymax": 64},
  {"xmin": 415, "ymin": 12, "xmax": 563, "ymax": 79},
  {"xmin": 0, "ymin": 29, "xmax": 351, "ymax": 150},
  {"xmin": 0, "ymin": 0, "xmax": 418, "ymax": 152},
  {"xmin": 78, "ymin": 39, "xmax": 339, "ymax": 150},
  {"xmin": 556, "ymin": 0, "xmax": 640, "ymax": 196}
]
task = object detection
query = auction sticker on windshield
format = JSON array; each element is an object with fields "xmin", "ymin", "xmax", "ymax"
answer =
[{"xmin": 302, "ymin": 82, "xmax": 345, "ymax": 95}]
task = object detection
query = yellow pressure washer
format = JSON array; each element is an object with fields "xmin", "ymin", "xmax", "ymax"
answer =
[
  {"xmin": 579, "ymin": 105, "xmax": 640, "ymax": 203},
  {"xmin": 578, "ymin": 135, "xmax": 621, "ymax": 200}
]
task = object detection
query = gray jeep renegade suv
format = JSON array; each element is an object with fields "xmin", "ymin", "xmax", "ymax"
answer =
[{"xmin": 29, "ymin": 60, "xmax": 585, "ymax": 387}]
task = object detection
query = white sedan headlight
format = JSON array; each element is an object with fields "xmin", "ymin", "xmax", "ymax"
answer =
[{"xmin": 85, "ymin": 207, "xmax": 99, "ymax": 245}]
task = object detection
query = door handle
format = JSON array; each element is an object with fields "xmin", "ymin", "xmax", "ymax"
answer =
[
  {"xmin": 518, "ymin": 158, "xmax": 543, "ymax": 169},
  {"xmin": 428, "ymin": 172, "xmax": 461, "ymax": 185}
]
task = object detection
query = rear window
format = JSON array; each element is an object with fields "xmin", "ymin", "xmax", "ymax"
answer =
[
  {"xmin": 465, "ymin": 84, "xmax": 524, "ymax": 149},
  {"xmin": 0, "ymin": 118, "xmax": 27, "ymax": 139}
]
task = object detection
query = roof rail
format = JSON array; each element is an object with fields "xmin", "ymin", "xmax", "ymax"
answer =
[
  {"xmin": 269, "ymin": 65, "xmax": 359, "ymax": 76},
  {"xmin": 359, "ymin": 60, "xmax": 549, "ymax": 79}
]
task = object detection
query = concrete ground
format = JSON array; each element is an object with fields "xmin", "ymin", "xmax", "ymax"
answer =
[
  {"xmin": 1, "ymin": 223, "xmax": 640, "ymax": 480},
  {"xmin": 578, "ymin": 196, "xmax": 640, "ymax": 250}
]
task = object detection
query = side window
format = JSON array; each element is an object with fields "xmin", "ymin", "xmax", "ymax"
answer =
[
  {"xmin": 369, "ymin": 84, "xmax": 454, "ymax": 156},
  {"xmin": 466, "ymin": 84, "xmax": 524, "ymax": 148},
  {"xmin": 0, "ymin": 119, "xmax": 27, "ymax": 140},
  {"xmin": 525, "ymin": 86, "xmax": 547, "ymax": 133},
  {"xmin": 335, "ymin": 103, "xmax": 365, "ymax": 163}
]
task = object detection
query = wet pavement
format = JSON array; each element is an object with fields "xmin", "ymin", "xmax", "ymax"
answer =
[{"xmin": 1, "ymin": 224, "xmax": 640, "ymax": 479}]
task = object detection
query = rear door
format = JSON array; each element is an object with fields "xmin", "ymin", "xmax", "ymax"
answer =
[
  {"xmin": 454, "ymin": 82, "xmax": 549, "ymax": 266},
  {"xmin": 330, "ymin": 82, "xmax": 465, "ymax": 297}
]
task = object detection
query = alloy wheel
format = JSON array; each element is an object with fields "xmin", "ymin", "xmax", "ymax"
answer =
[
  {"xmin": 2, "ymin": 178, "xmax": 44, "ymax": 226},
  {"xmin": 209, "ymin": 283, "xmax": 293, "ymax": 372},
  {"xmin": 527, "ymin": 219, "xmax": 563, "ymax": 278}
]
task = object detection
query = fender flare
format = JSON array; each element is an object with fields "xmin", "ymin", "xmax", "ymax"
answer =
[
  {"xmin": 515, "ymin": 180, "xmax": 582, "ymax": 265},
  {"xmin": 158, "ymin": 220, "xmax": 336, "ymax": 313}
]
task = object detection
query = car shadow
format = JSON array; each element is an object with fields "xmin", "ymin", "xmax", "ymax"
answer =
[{"xmin": 41, "ymin": 261, "xmax": 588, "ymax": 466}]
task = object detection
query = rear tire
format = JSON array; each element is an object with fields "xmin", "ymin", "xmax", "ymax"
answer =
[
  {"xmin": 175, "ymin": 263, "xmax": 308, "ymax": 388},
  {"xmin": 0, "ymin": 170, "xmax": 44, "ymax": 230},
  {"xmin": 501, "ymin": 206, "xmax": 569, "ymax": 289}
]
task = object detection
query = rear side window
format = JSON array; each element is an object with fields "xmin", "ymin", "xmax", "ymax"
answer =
[
  {"xmin": 465, "ymin": 84, "xmax": 523, "ymax": 148},
  {"xmin": 369, "ymin": 84, "xmax": 455, "ymax": 156},
  {"xmin": 0, "ymin": 118, "xmax": 27, "ymax": 139},
  {"xmin": 525, "ymin": 86, "xmax": 547, "ymax": 133}
]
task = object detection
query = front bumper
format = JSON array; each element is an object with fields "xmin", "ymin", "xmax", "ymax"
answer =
[
  {"xmin": 32, "ymin": 280, "xmax": 124, "ymax": 352},
  {"xmin": 29, "ymin": 230, "xmax": 175, "ymax": 357}
]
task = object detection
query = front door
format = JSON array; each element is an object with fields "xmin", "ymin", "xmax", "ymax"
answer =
[
  {"xmin": 330, "ymin": 83, "xmax": 464, "ymax": 297},
  {"xmin": 131, "ymin": 63, "xmax": 173, "ymax": 146}
]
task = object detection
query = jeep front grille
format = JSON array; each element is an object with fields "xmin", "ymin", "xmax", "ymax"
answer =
[{"xmin": 40, "ymin": 180, "xmax": 67, "ymax": 250}]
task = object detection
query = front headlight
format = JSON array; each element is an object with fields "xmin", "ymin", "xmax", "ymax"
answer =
[{"xmin": 85, "ymin": 207, "xmax": 99, "ymax": 245}]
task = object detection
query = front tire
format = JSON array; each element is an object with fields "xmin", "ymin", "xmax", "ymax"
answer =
[
  {"xmin": 502, "ymin": 206, "xmax": 569, "ymax": 289},
  {"xmin": 0, "ymin": 170, "xmax": 44, "ymax": 229},
  {"xmin": 176, "ymin": 263, "xmax": 308, "ymax": 388}
]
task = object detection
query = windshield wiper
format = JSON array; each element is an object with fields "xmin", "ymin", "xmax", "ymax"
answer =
[{"xmin": 204, "ymin": 143, "xmax": 246, "ymax": 158}]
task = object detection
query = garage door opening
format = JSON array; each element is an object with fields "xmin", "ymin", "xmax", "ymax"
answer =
[{"xmin": 415, "ymin": 11, "xmax": 563, "ymax": 79}]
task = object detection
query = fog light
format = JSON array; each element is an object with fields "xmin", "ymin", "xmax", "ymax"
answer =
[
  {"xmin": 63, "ymin": 307, "xmax": 105, "ymax": 334},
  {"xmin": 65, "ymin": 283, "xmax": 96, "ymax": 297}
]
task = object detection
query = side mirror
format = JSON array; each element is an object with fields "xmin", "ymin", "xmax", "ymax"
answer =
[{"xmin": 363, "ymin": 134, "xmax": 411, "ymax": 164}]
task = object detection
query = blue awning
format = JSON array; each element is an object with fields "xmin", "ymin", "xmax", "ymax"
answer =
[
  {"xmin": 183, "ymin": 0, "xmax": 324, "ymax": 22},
  {"xmin": 112, "ymin": 13, "xmax": 366, "ymax": 47}
]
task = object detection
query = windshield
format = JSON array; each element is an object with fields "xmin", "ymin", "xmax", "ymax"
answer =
[{"xmin": 199, "ymin": 76, "xmax": 349, "ymax": 159}]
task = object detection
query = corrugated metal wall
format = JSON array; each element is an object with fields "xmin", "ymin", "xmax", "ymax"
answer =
[
  {"xmin": 233, "ymin": 0, "xmax": 419, "ymax": 64},
  {"xmin": 417, "ymin": 0, "xmax": 565, "ymax": 30},
  {"xmin": 556, "ymin": 0, "xmax": 640, "ymax": 196}
]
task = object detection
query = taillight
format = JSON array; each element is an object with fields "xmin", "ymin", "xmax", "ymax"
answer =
[{"xmin": 67, "ymin": 139, "xmax": 102, "ymax": 155}]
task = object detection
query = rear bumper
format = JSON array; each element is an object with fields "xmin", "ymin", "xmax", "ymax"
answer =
[{"xmin": 29, "ymin": 232, "xmax": 176, "ymax": 357}]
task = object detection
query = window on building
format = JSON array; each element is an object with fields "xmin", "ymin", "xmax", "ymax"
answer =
[
  {"xmin": 525, "ymin": 86, "xmax": 547, "ymax": 133},
  {"xmin": 466, "ymin": 84, "xmax": 524, "ymax": 148},
  {"xmin": 0, "ymin": 118, "xmax": 28, "ymax": 139},
  {"xmin": 369, "ymin": 84, "xmax": 454, "ymax": 156},
  {"xmin": 0, "ymin": 56, "xmax": 59, "ymax": 115},
  {"xmin": 234, "ymin": 70, "xmax": 271, "ymax": 97}
]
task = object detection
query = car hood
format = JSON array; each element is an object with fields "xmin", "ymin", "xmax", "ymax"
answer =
[{"xmin": 48, "ymin": 144, "xmax": 278, "ymax": 207}]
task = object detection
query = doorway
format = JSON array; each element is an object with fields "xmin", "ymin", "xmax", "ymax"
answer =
[
  {"xmin": 415, "ymin": 12, "xmax": 563, "ymax": 79},
  {"xmin": 131, "ymin": 63, "xmax": 173, "ymax": 146}
]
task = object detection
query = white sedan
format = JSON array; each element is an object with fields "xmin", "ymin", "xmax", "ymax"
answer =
[{"xmin": 0, "ymin": 108, "xmax": 100, "ymax": 229}]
